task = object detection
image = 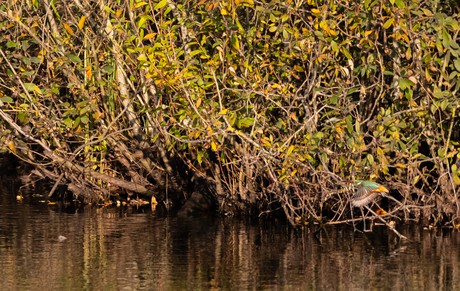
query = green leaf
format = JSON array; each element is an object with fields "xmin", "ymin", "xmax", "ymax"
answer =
[
  {"xmin": 63, "ymin": 118, "xmax": 73, "ymax": 128},
  {"xmin": 367, "ymin": 154, "xmax": 374, "ymax": 165},
  {"xmin": 399, "ymin": 79, "xmax": 414, "ymax": 91},
  {"xmin": 21, "ymin": 70, "xmax": 35, "ymax": 76},
  {"xmin": 394, "ymin": 0, "xmax": 405, "ymax": 8},
  {"xmin": 80, "ymin": 116, "xmax": 89, "ymax": 124},
  {"xmin": 24, "ymin": 83, "xmax": 34, "ymax": 91},
  {"xmin": 103, "ymin": 6, "xmax": 115, "ymax": 14},
  {"xmin": 331, "ymin": 40, "xmax": 338, "ymax": 53},
  {"xmin": 152, "ymin": 132, "xmax": 160, "ymax": 143},
  {"xmin": 449, "ymin": 71, "xmax": 458, "ymax": 80},
  {"xmin": 22, "ymin": 56, "xmax": 31, "ymax": 65},
  {"xmin": 321, "ymin": 152, "xmax": 327, "ymax": 163},
  {"xmin": 102, "ymin": 65, "xmax": 114, "ymax": 73},
  {"xmin": 30, "ymin": 57, "xmax": 41, "ymax": 64},
  {"xmin": 330, "ymin": 94, "xmax": 338, "ymax": 105},
  {"xmin": 73, "ymin": 116, "xmax": 81, "ymax": 128},
  {"xmin": 346, "ymin": 115, "xmax": 353, "ymax": 134},
  {"xmin": 454, "ymin": 59, "xmax": 460, "ymax": 72},
  {"xmin": 18, "ymin": 111, "xmax": 28, "ymax": 123},
  {"xmin": 164, "ymin": 6, "xmax": 172, "ymax": 16},
  {"xmin": 135, "ymin": 1, "xmax": 148, "ymax": 8},
  {"xmin": 155, "ymin": 0, "xmax": 167, "ymax": 10},
  {"xmin": 268, "ymin": 25, "xmax": 278, "ymax": 32},
  {"xmin": 68, "ymin": 54, "xmax": 81, "ymax": 63},
  {"xmin": 1, "ymin": 96, "xmax": 14, "ymax": 103},
  {"xmin": 383, "ymin": 71, "xmax": 395, "ymax": 75},
  {"xmin": 232, "ymin": 34, "xmax": 240, "ymax": 50},
  {"xmin": 438, "ymin": 148, "xmax": 445, "ymax": 158},
  {"xmin": 342, "ymin": 46, "xmax": 352, "ymax": 59},
  {"xmin": 238, "ymin": 117, "xmax": 254, "ymax": 127},
  {"xmin": 454, "ymin": 175, "xmax": 460, "ymax": 185},
  {"xmin": 190, "ymin": 50, "xmax": 202, "ymax": 57},
  {"xmin": 347, "ymin": 87, "xmax": 359, "ymax": 95},
  {"xmin": 383, "ymin": 18, "xmax": 394, "ymax": 29}
]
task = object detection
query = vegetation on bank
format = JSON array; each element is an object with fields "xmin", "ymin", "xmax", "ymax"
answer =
[{"xmin": 0, "ymin": 0, "xmax": 460, "ymax": 226}]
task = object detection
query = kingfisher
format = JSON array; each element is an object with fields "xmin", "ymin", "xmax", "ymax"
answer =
[{"xmin": 343, "ymin": 180, "xmax": 389, "ymax": 231}]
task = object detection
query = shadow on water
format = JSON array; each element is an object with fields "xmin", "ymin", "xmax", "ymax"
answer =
[{"xmin": 0, "ymin": 170, "xmax": 460, "ymax": 289}]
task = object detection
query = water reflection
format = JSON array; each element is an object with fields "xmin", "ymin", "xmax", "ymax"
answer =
[{"xmin": 0, "ymin": 191, "xmax": 460, "ymax": 290}]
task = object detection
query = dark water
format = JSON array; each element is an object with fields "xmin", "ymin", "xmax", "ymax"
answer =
[{"xmin": 1, "ymin": 180, "xmax": 460, "ymax": 290}]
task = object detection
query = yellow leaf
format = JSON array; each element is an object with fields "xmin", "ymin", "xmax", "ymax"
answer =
[
  {"xmin": 425, "ymin": 67, "xmax": 431, "ymax": 82},
  {"xmin": 271, "ymin": 84, "xmax": 281, "ymax": 88},
  {"xmin": 311, "ymin": 8, "xmax": 321, "ymax": 14},
  {"xmin": 135, "ymin": 2, "xmax": 148, "ymax": 8},
  {"xmin": 218, "ymin": 109, "xmax": 228, "ymax": 115},
  {"xmin": 63, "ymin": 23, "xmax": 74, "ymax": 36},
  {"xmin": 294, "ymin": 65, "xmax": 304, "ymax": 72},
  {"xmin": 8, "ymin": 141, "xmax": 16, "ymax": 154},
  {"xmin": 454, "ymin": 175, "xmax": 460, "ymax": 185},
  {"xmin": 364, "ymin": 30, "xmax": 373, "ymax": 36},
  {"xmin": 85, "ymin": 65, "xmax": 92, "ymax": 78},
  {"xmin": 33, "ymin": 85, "xmax": 42, "ymax": 94},
  {"xmin": 211, "ymin": 142, "xmax": 217, "ymax": 151},
  {"xmin": 286, "ymin": 145, "xmax": 295, "ymax": 156},
  {"xmin": 116, "ymin": 9, "xmax": 122, "ymax": 18},
  {"xmin": 78, "ymin": 16, "xmax": 86, "ymax": 30},
  {"xmin": 383, "ymin": 18, "xmax": 394, "ymax": 29},
  {"xmin": 196, "ymin": 98, "xmax": 202, "ymax": 108},
  {"xmin": 335, "ymin": 124, "xmax": 342, "ymax": 135},
  {"xmin": 221, "ymin": 9, "xmax": 229, "ymax": 15},
  {"xmin": 144, "ymin": 33, "xmax": 157, "ymax": 40},
  {"xmin": 396, "ymin": 163, "xmax": 406, "ymax": 168}
]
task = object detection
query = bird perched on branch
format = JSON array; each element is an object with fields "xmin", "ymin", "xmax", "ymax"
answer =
[{"xmin": 343, "ymin": 180, "xmax": 389, "ymax": 231}]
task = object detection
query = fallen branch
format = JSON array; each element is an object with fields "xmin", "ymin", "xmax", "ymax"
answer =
[{"xmin": 364, "ymin": 205, "xmax": 409, "ymax": 240}]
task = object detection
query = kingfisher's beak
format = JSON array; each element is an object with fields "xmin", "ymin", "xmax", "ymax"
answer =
[{"xmin": 377, "ymin": 185, "xmax": 389, "ymax": 193}]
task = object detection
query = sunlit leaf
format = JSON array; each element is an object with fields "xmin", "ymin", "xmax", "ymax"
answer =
[
  {"xmin": 383, "ymin": 18, "xmax": 394, "ymax": 29},
  {"xmin": 232, "ymin": 34, "xmax": 239, "ymax": 50},
  {"xmin": 144, "ymin": 33, "xmax": 157, "ymax": 40},
  {"xmin": 8, "ymin": 141, "xmax": 16, "ymax": 154},
  {"xmin": 342, "ymin": 47, "xmax": 352, "ymax": 59},
  {"xmin": 454, "ymin": 175, "xmax": 460, "ymax": 185},
  {"xmin": 63, "ymin": 23, "xmax": 74, "ymax": 35},
  {"xmin": 135, "ymin": 1, "xmax": 148, "ymax": 8},
  {"xmin": 155, "ymin": 0, "xmax": 167, "ymax": 9},
  {"xmin": 78, "ymin": 16, "xmax": 86, "ymax": 30}
]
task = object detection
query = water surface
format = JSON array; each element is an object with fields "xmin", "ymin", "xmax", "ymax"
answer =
[{"xmin": 0, "ymin": 178, "xmax": 459, "ymax": 290}]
